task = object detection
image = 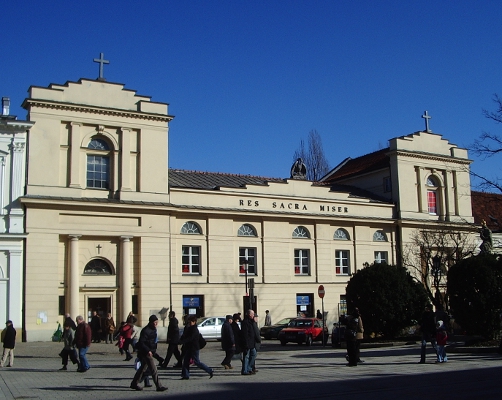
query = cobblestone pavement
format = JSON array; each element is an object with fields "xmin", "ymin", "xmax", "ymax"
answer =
[{"xmin": 1, "ymin": 340, "xmax": 502, "ymax": 399}]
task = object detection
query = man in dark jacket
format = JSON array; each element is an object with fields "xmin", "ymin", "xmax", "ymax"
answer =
[
  {"xmin": 90, "ymin": 311, "xmax": 102, "ymax": 343},
  {"xmin": 231, "ymin": 313, "xmax": 243, "ymax": 356},
  {"xmin": 221, "ymin": 315, "xmax": 235, "ymax": 369},
  {"xmin": 240, "ymin": 309, "xmax": 260, "ymax": 375},
  {"xmin": 74, "ymin": 315, "xmax": 92, "ymax": 372},
  {"xmin": 419, "ymin": 304, "xmax": 437, "ymax": 363},
  {"xmin": 160, "ymin": 311, "xmax": 182, "ymax": 368},
  {"xmin": 0, "ymin": 320, "xmax": 16, "ymax": 367},
  {"xmin": 130, "ymin": 315, "xmax": 167, "ymax": 392},
  {"xmin": 179, "ymin": 315, "xmax": 214, "ymax": 380}
]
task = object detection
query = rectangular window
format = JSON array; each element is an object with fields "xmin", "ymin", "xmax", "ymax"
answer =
[
  {"xmin": 182, "ymin": 246, "xmax": 201, "ymax": 274},
  {"xmin": 239, "ymin": 247, "xmax": 257, "ymax": 275},
  {"xmin": 87, "ymin": 155, "xmax": 110, "ymax": 189},
  {"xmin": 132, "ymin": 295, "xmax": 138, "ymax": 314},
  {"xmin": 427, "ymin": 190, "xmax": 437, "ymax": 214},
  {"xmin": 294, "ymin": 249, "xmax": 310, "ymax": 275},
  {"xmin": 58, "ymin": 295, "xmax": 65, "ymax": 316},
  {"xmin": 335, "ymin": 250, "xmax": 350, "ymax": 275},
  {"xmin": 374, "ymin": 251, "xmax": 388, "ymax": 264}
]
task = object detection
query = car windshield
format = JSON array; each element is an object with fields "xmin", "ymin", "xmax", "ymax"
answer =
[
  {"xmin": 277, "ymin": 318, "xmax": 294, "ymax": 325},
  {"xmin": 288, "ymin": 319, "xmax": 312, "ymax": 328}
]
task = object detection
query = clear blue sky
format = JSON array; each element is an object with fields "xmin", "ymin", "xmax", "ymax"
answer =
[{"xmin": 3, "ymin": 1, "xmax": 502, "ymax": 189}]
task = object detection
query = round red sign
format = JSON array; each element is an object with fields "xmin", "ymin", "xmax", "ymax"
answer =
[{"xmin": 318, "ymin": 284, "xmax": 325, "ymax": 298}]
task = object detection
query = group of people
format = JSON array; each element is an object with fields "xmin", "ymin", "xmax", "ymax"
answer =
[
  {"xmin": 220, "ymin": 310, "xmax": 262, "ymax": 375},
  {"xmin": 419, "ymin": 304, "xmax": 449, "ymax": 364},
  {"xmin": 89, "ymin": 311, "xmax": 116, "ymax": 344}
]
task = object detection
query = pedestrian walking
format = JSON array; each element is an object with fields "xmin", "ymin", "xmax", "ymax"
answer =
[
  {"xmin": 58, "ymin": 324, "xmax": 78, "ymax": 370},
  {"xmin": 240, "ymin": 309, "xmax": 259, "ymax": 375},
  {"xmin": 221, "ymin": 315, "xmax": 235, "ymax": 369},
  {"xmin": 160, "ymin": 311, "xmax": 182, "ymax": 368},
  {"xmin": 419, "ymin": 304, "xmax": 437, "ymax": 364},
  {"xmin": 264, "ymin": 310, "xmax": 272, "ymax": 326},
  {"xmin": 436, "ymin": 320, "xmax": 448, "ymax": 363},
  {"xmin": 179, "ymin": 315, "xmax": 214, "ymax": 380},
  {"xmin": 74, "ymin": 315, "xmax": 91, "ymax": 372},
  {"xmin": 90, "ymin": 311, "xmax": 102, "ymax": 343},
  {"xmin": 130, "ymin": 315, "xmax": 167, "ymax": 392},
  {"xmin": 0, "ymin": 320, "xmax": 16, "ymax": 367}
]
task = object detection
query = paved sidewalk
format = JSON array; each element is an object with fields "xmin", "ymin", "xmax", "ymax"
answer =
[{"xmin": 1, "ymin": 340, "xmax": 502, "ymax": 399}]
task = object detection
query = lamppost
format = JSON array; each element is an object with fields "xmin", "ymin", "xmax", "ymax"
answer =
[
  {"xmin": 431, "ymin": 254, "xmax": 442, "ymax": 308},
  {"xmin": 242, "ymin": 258, "xmax": 249, "ymax": 296}
]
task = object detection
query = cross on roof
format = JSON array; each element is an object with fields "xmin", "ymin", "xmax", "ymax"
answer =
[
  {"xmin": 422, "ymin": 110, "xmax": 432, "ymax": 132},
  {"xmin": 93, "ymin": 52, "xmax": 109, "ymax": 81}
]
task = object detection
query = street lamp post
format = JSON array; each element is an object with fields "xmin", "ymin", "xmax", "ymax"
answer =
[
  {"xmin": 431, "ymin": 254, "xmax": 442, "ymax": 308},
  {"xmin": 242, "ymin": 258, "xmax": 249, "ymax": 296}
]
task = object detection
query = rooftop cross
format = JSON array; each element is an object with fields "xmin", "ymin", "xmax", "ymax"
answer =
[
  {"xmin": 93, "ymin": 52, "xmax": 109, "ymax": 81},
  {"xmin": 422, "ymin": 110, "xmax": 432, "ymax": 132}
]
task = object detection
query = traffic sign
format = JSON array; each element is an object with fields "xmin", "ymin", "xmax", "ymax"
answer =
[{"xmin": 318, "ymin": 284, "xmax": 325, "ymax": 298}]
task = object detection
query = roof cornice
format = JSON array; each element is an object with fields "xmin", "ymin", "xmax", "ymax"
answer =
[
  {"xmin": 23, "ymin": 99, "xmax": 174, "ymax": 123},
  {"xmin": 389, "ymin": 149, "xmax": 472, "ymax": 165}
]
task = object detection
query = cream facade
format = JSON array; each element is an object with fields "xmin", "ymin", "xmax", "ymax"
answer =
[{"xmin": 19, "ymin": 78, "xmax": 475, "ymax": 341}]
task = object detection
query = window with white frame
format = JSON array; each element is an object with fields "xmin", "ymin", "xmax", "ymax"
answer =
[
  {"xmin": 335, "ymin": 250, "xmax": 350, "ymax": 275},
  {"xmin": 294, "ymin": 249, "xmax": 310, "ymax": 275},
  {"xmin": 293, "ymin": 226, "xmax": 310, "ymax": 239},
  {"xmin": 181, "ymin": 221, "xmax": 202, "ymax": 235},
  {"xmin": 239, "ymin": 247, "xmax": 257, "ymax": 275},
  {"xmin": 86, "ymin": 138, "xmax": 110, "ymax": 189},
  {"xmin": 334, "ymin": 228, "xmax": 350, "ymax": 240},
  {"xmin": 182, "ymin": 246, "xmax": 201, "ymax": 274},
  {"xmin": 238, "ymin": 224, "xmax": 257, "ymax": 237},
  {"xmin": 374, "ymin": 251, "xmax": 388, "ymax": 264}
]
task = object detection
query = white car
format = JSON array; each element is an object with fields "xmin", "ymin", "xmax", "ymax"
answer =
[{"xmin": 179, "ymin": 316, "xmax": 227, "ymax": 340}]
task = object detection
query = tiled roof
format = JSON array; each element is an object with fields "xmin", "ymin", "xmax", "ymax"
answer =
[
  {"xmin": 321, "ymin": 148, "xmax": 389, "ymax": 183},
  {"xmin": 471, "ymin": 190, "xmax": 502, "ymax": 232},
  {"xmin": 169, "ymin": 169, "xmax": 285, "ymax": 190}
]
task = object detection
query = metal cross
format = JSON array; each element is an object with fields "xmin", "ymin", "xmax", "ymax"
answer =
[
  {"xmin": 422, "ymin": 110, "xmax": 432, "ymax": 132},
  {"xmin": 93, "ymin": 53, "xmax": 109, "ymax": 80},
  {"xmin": 96, "ymin": 244, "xmax": 102, "ymax": 254}
]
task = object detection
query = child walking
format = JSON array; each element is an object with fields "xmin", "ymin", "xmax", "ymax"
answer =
[{"xmin": 436, "ymin": 320, "xmax": 448, "ymax": 363}]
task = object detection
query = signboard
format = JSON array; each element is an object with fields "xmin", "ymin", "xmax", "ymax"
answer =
[
  {"xmin": 318, "ymin": 285, "xmax": 325, "ymax": 299},
  {"xmin": 296, "ymin": 295, "xmax": 310, "ymax": 306},
  {"xmin": 183, "ymin": 297, "xmax": 200, "ymax": 307}
]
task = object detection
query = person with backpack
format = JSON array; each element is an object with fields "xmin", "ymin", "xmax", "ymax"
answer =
[{"xmin": 179, "ymin": 315, "xmax": 214, "ymax": 380}]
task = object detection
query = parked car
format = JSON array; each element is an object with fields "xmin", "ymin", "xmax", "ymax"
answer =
[
  {"xmin": 180, "ymin": 316, "xmax": 226, "ymax": 340},
  {"xmin": 260, "ymin": 317, "xmax": 297, "ymax": 339},
  {"xmin": 278, "ymin": 317, "xmax": 328, "ymax": 346}
]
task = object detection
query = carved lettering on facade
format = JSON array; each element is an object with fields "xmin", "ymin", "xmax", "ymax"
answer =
[{"xmin": 238, "ymin": 199, "xmax": 348, "ymax": 213}]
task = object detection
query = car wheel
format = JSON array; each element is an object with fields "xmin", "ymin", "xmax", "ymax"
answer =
[
  {"xmin": 280, "ymin": 340, "xmax": 287, "ymax": 346},
  {"xmin": 306, "ymin": 335, "xmax": 313, "ymax": 346}
]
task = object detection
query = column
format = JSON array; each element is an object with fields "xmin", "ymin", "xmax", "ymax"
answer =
[
  {"xmin": 120, "ymin": 128, "xmax": 131, "ymax": 191},
  {"xmin": 120, "ymin": 236, "xmax": 133, "ymax": 321},
  {"xmin": 8, "ymin": 141, "xmax": 26, "ymax": 233},
  {"xmin": 8, "ymin": 250, "xmax": 23, "ymax": 326},
  {"xmin": 69, "ymin": 122, "xmax": 81, "ymax": 188},
  {"xmin": 69, "ymin": 235, "xmax": 81, "ymax": 319}
]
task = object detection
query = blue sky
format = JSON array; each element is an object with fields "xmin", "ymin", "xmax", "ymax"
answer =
[{"xmin": 3, "ymin": 1, "xmax": 502, "ymax": 189}]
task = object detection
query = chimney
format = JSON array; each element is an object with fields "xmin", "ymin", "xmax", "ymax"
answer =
[{"xmin": 2, "ymin": 97, "xmax": 10, "ymax": 116}]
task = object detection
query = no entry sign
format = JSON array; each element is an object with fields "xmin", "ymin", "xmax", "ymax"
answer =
[{"xmin": 318, "ymin": 284, "xmax": 325, "ymax": 298}]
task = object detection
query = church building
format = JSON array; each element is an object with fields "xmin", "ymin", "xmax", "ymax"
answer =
[{"xmin": 18, "ymin": 70, "xmax": 476, "ymax": 341}]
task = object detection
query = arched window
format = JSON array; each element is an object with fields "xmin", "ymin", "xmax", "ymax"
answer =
[
  {"xmin": 180, "ymin": 221, "xmax": 202, "ymax": 234},
  {"xmin": 373, "ymin": 230, "xmax": 388, "ymax": 242},
  {"xmin": 238, "ymin": 224, "xmax": 257, "ymax": 237},
  {"xmin": 83, "ymin": 259, "xmax": 113, "ymax": 275},
  {"xmin": 292, "ymin": 226, "xmax": 310, "ymax": 239},
  {"xmin": 426, "ymin": 175, "xmax": 439, "ymax": 215},
  {"xmin": 87, "ymin": 137, "xmax": 111, "ymax": 189},
  {"xmin": 334, "ymin": 228, "xmax": 350, "ymax": 240}
]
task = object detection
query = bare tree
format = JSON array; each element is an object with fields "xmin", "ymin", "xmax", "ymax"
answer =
[
  {"xmin": 401, "ymin": 227, "xmax": 477, "ymax": 312},
  {"xmin": 293, "ymin": 130, "xmax": 330, "ymax": 181},
  {"xmin": 471, "ymin": 94, "xmax": 502, "ymax": 192}
]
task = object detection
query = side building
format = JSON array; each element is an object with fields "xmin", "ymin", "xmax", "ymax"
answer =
[{"xmin": 0, "ymin": 97, "xmax": 33, "ymax": 330}]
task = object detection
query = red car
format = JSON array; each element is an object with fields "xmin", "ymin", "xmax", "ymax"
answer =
[{"xmin": 278, "ymin": 318, "xmax": 328, "ymax": 346}]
